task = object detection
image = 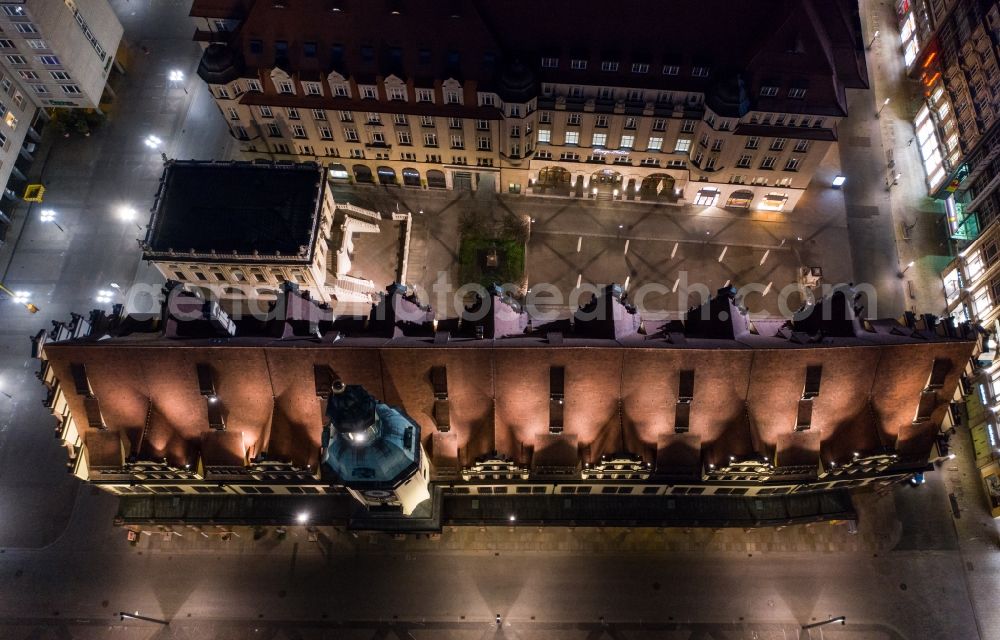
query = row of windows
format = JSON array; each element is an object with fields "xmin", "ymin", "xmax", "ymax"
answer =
[
  {"xmin": 541, "ymin": 57, "xmax": 710, "ymax": 78},
  {"xmin": 4, "ymin": 53, "xmax": 60, "ymax": 66},
  {"xmin": 166, "ymin": 264, "xmax": 311, "ymax": 285}
]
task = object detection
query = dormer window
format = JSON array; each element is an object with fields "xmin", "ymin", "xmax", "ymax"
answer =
[
  {"xmin": 416, "ymin": 88, "xmax": 433, "ymax": 103},
  {"xmin": 760, "ymin": 86, "xmax": 779, "ymax": 97},
  {"xmin": 631, "ymin": 63, "xmax": 649, "ymax": 73},
  {"xmin": 570, "ymin": 59, "xmax": 587, "ymax": 70},
  {"xmin": 692, "ymin": 66, "xmax": 710, "ymax": 77},
  {"xmin": 333, "ymin": 83, "xmax": 349, "ymax": 97},
  {"xmin": 788, "ymin": 87, "xmax": 807, "ymax": 99},
  {"xmin": 389, "ymin": 86, "xmax": 406, "ymax": 101},
  {"xmin": 278, "ymin": 81, "xmax": 294, "ymax": 94},
  {"xmin": 360, "ymin": 85, "xmax": 377, "ymax": 99},
  {"xmin": 600, "ymin": 61, "xmax": 619, "ymax": 71},
  {"xmin": 541, "ymin": 57, "xmax": 559, "ymax": 68},
  {"xmin": 446, "ymin": 90, "xmax": 461, "ymax": 104}
]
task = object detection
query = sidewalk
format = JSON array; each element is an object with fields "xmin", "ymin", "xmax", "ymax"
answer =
[{"xmin": 124, "ymin": 487, "xmax": 901, "ymax": 557}]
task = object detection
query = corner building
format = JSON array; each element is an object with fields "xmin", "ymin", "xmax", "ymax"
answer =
[{"xmin": 190, "ymin": 0, "xmax": 869, "ymax": 212}]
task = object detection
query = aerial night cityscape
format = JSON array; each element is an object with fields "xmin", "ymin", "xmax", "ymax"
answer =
[{"xmin": 3, "ymin": 0, "xmax": 1000, "ymax": 638}]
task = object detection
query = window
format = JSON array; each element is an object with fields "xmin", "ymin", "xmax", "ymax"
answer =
[
  {"xmin": 788, "ymin": 88, "xmax": 807, "ymax": 99},
  {"xmin": 247, "ymin": 79, "xmax": 262, "ymax": 92},
  {"xmin": 770, "ymin": 138, "xmax": 786, "ymax": 151},
  {"xmin": 680, "ymin": 120, "xmax": 696, "ymax": 133},
  {"xmin": 699, "ymin": 133, "xmax": 710, "ymax": 148},
  {"xmin": 14, "ymin": 23, "xmax": 37, "ymax": 34},
  {"xmin": 620, "ymin": 134, "xmax": 634, "ymax": 149},
  {"xmin": 397, "ymin": 130, "xmax": 411, "ymax": 145},
  {"xmin": 652, "ymin": 118, "xmax": 667, "ymax": 132},
  {"xmin": 344, "ymin": 127, "xmax": 359, "ymax": 141},
  {"xmin": 25, "ymin": 39, "xmax": 46, "ymax": 50},
  {"xmin": 312, "ymin": 109, "xmax": 326, "ymax": 120},
  {"xmin": 388, "ymin": 87, "xmax": 405, "ymax": 101},
  {"xmin": 627, "ymin": 89, "xmax": 642, "ymax": 101},
  {"xmin": 601, "ymin": 61, "xmax": 619, "ymax": 71},
  {"xmin": 417, "ymin": 88, "xmax": 433, "ymax": 103},
  {"xmin": 1, "ymin": 5, "xmax": 24, "ymax": 16},
  {"xmin": 647, "ymin": 137, "xmax": 663, "ymax": 151},
  {"xmin": 217, "ymin": 86, "xmax": 230, "ymax": 99},
  {"xmin": 569, "ymin": 86, "xmax": 583, "ymax": 98},
  {"xmin": 277, "ymin": 81, "xmax": 293, "ymax": 94},
  {"xmin": 448, "ymin": 117, "xmax": 462, "ymax": 129},
  {"xmin": 305, "ymin": 82, "xmax": 321, "ymax": 96},
  {"xmin": 477, "ymin": 136, "xmax": 491, "ymax": 150},
  {"xmin": 674, "ymin": 138, "xmax": 691, "ymax": 152},
  {"xmin": 450, "ymin": 134, "xmax": 463, "ymax": 148},
  {"xmin": 476, "ymin": 119, "xmax": 489, "ymax": 130},
  {"xmin": 760, "ymin": 156, "xmax": 776, "ymax": 169},
  {"xmin": 267, "ymin": 123, "xmax": 280, "ymax": 137},
  {"xmin": 539, "ymin": 111, "xmax": 551, "ymax": 124},
  {"xmin": 662, "ymin": 64, "xmax": 680, "ymax": 75},
  {"xmin": 420, "ymin": 115, "xmax": 434, "ymax": 127},
  {"xmin": 424, "ymin": 132, "xmax": 438, "ymax": 146},
  {"xmin": 361, "ymin": 85, "xmax": 376, "ymax": 99},
  {"xmin": 624, "ymin": 117, "xmax": 637, "ymax": 129},
  {"xmin": 784, "ymin": 157, "xmax": 801, "ymax": 171},
  {"xmin": 259, "ymin": 105, "xmax": 273, "ymax": 118},
  {"xmin": 592, "ymin": 132, "xmax": 607, "ymax": 147},
  {"xmin": 19, "ymin": 71, "xmax": 38, "ymax": 80},
  {"xmin": 745, "ymin": 136, "xmax": 759, "ymax": 149},
  {"xmin": 318, "ymin": 126, "xmax": 333, "ymax": 140},
  {"xmin": 510, "ymin": 125, "xmax": 520, "ymax": 137},
  {"xmin": 292, "ymin": 124, "xmax": 306, "ymax": 138},
  {"xmin": 736, "ymin": 154, "xmax": 752, "ymax": 168},
  {"xmin": 338, "ymin": 110, "xmax": 352, "ymax": 122},
  {"xmin": 751, "ymin": 176, "xmax": 768, "ymax": 186},
  {"xmin": 249, "ymin": 39, "xmax": 263, "ymax": 54},
  {"xmin": 0, "ymin": 39, "xmax": 13, "ymax": 49},
  {"xmin": 370, "ymin": 131, "xmax": 385, "ymax": 144},
  {"xmin": 565, "ymin": 131, "xmax": 579, "ymax": 144},
  {"xmin": 393, "ymin": 113, "xmax": 407, "ymax": 126},
  {"xmin": 446, "ymin": 90, "xmax": 460, "ymax": 104},
  {"xmin": 704, "ymin": 156, "xmax": 717, "ymax": 170},
  {"xmin": 366, "ymin": 112, "xmax": 381, "ymax": 124},
  {"xmin": 541, "ymin": 57, "xmax": 559, "ymax": 68},
  {"xmin": 29, "ymin": 84, "xmax": 45, "ymax": 94},
  {"xmin": 598, "ymin": 87, "xmax": 613, "ymax": 100},
  {"xmin": 567, "ymin": 113, "xmax": 581, "ymax": 125},
  {"xmin": 479, "ymin": 93, "xmax": 495, "ymax": 106},
  {"xmin": 595, "ymin": 115, "xmax": 608, "ymax": 128},
  {"xmin": 571, "ymin": 59, "xmax": 587, "ymax": 70},
  {"xmin": 227, "ymin": 107, "xmax": 239, "ymax": 120},
  {"xmin": 333, "ymin": 83, "xmax": 349, "ymax": 97},
  {"xmin": 287, "ymin": 107, "xmax": 300, "ymax": 120},
  {"xmin": 711, "ymin": 139, "xmax": 723, "ymax": 152},
  {"xmin": 538, "ymin": 129, "xmax": 551, "ymax": 143},
  {"xmin": 760, "ymin": 86, "xmax": 779, "ymax": 97},
  {"xmin": 5, "ymin": 55, "xmax": 25, "ymax": 65},
  {"xmin": 692, "ymin": 66, "xmax": 710, "ymax": 77},
  {"xmin": 794, "ymin": 139, "xmax": 810, "ymax": 152}
]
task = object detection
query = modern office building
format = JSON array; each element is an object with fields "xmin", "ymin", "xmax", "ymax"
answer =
[
  {"xmin": 0, "ymin": 0, "xmax": 124, "ymax": 245},
  {"xmin": 189, "ymin": 0, "xmax": 869, "ymax": 212},
  {"xmin": 897, "ymin": 0, "xmax": 1000, "ymax": 239},
  {"xmin": 33, "ymin": 280, "xmax": 975, "ymax": 522},
  {"xmin": 0, "ymin": 0, "xmax": 123, "ymax": 109}
]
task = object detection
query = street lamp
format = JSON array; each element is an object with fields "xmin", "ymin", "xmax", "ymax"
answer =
[
  {"xmin": 832, "ymin": 175, "xmax": 846, "ymax": 188},
  {"xmin": 117, "ymin": 205, "xmax": 143, "ymax": 231},
  {"xmin": 168, "ymin": 69, "xmax": 188, "ymax": 95},
  {"xmin": 296, "ymin": 511, "xmax": 310, "ymax": 525},
  {"xmin": 867, "ymin": 29, "xmax": 880, "ymax": 49},
  {"xmin": 0, "ymin": 283, "xmax": 38, "ymax": 313},
  {"xmin": 96, "ymin": 289, "xmax": 114, "ymax": 305},
  {"xmin": 40, "ymin": 208, "xmax": 64, "ymax": 232},
  {"xmin": 876, "ymin": 97, "xmax": 891, "ymax": 118},
  {"xmin": 803, "ymin": 616, "xmax": 846, "ymax": 629},
  {"xmin": 144, "ymin": 134, "xmax": 162, "ymax": 149},
  {"xmin": 897, "ymin": 260, "xmax": 916, "ymax": 278},
  {"xmin": 0, "ymin": 377, "xmax": 12, "ymax": 400}
]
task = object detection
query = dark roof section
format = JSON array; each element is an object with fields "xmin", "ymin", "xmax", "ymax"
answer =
[
  {"xmin": 144, "ymin": 160, "xmax": 325, "ymax": 262},
  {"xmin": 191, "ymin": 0, "xmax": 868, "ymax": 116}
]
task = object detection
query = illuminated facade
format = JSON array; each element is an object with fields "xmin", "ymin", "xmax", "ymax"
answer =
[
  {"xmin": 33, "ymin": 281, "xmax": 975, "ymax": 520},
  {"xmin": 897, "ymin": 0, "xmax": 1000, "ymax": 237},
  {"xmin": 188, "ymin": 0, "xmax": 870, "ymax": 213}
]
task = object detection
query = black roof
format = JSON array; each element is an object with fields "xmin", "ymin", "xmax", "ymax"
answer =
[{"xmin": 146, "ymin": 161, "xmax": 324, "ymax": 259}]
